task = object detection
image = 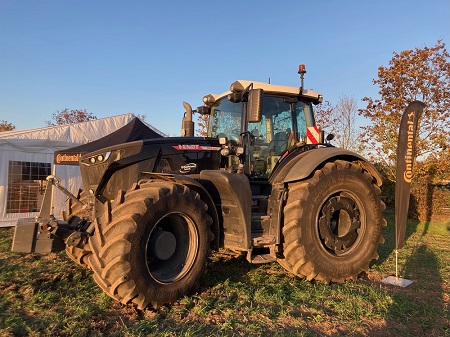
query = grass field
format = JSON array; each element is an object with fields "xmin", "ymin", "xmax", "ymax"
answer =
[{"xmin": 0, "ymin": 213, "xmax": 449, "ymax": 336}]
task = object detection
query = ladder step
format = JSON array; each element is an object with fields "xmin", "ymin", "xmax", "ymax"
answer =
[
  {"xmin": 252, "ymin": 234, "xmax": 275, "ymax": 246},
  {"xmin": 249, "ymin": 253, "xmax": 277, "ymax": 264}
]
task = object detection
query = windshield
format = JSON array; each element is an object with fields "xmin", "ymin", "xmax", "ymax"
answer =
[
  {"xmin": 208, "ymin": 94, "xmax": 312, "ymax": 177},
  {"xmin": 209, "ymin": 95, "xmax": 309, "ymax": 146}
]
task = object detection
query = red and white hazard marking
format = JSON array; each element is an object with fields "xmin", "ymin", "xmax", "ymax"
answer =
[{"xmin": 306, "ymin": 126, "xmax": 321, "ymax": 144}]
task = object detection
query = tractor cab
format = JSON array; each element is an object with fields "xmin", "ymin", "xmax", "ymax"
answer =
[{"xmin": 198, "ymin": 68, "xmax": 323, "ymax": 178}]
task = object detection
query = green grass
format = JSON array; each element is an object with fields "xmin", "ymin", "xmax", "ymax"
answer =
[{"xmin": 1, "ymin": 214, "xmax": 449, "ymax": 336}]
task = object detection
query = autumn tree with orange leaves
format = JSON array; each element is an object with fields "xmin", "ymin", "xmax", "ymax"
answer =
[
  {"xmin": 46, "ymin": 108, "xmax": 97, "ymax": 126},
  {"xmin": 359, "ymin": 40, "xmax": 450, "ymax": 219},
  {"xmin": 359, "ymin": 40, "xmax": 450, "ymax": 182},
  {"xmin": 0, "ymin": 120, "xmax": 15, "ymax": 132},
  {"xmin": 196, "ymin": 113, "xmax": 209, "ymax": 137}
]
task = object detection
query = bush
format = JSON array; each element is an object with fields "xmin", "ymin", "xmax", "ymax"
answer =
[{"xmin": 376, "ymin": 163, "xmax": 450, "ymax": 222}]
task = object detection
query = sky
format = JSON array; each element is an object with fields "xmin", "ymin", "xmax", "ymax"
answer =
[{"xmin": 0, "ymin": 0, "xmax": 449, "ymax": 136}]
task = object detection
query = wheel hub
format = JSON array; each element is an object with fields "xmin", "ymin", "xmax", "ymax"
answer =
[
  {"xmin": 148, "ymin": 228, "xmax": 177, "ymax": 261},
  {"xmin": 318, "ymin": 195, "xmax": 361, "ymax": 255}
]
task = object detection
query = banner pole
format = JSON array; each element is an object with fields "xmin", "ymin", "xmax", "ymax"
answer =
[
  {"xmin": 382, "ymin": 100, "xmax": 424, "ymax": 288},
  {"xmin": 395, "ymin": 249, "xmax": 398, "ymax": 280}
]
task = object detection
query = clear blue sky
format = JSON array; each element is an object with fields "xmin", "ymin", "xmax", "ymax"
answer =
[{"xmin": 1, "ymin": 0, "xmax": 449, "ymax": 136}]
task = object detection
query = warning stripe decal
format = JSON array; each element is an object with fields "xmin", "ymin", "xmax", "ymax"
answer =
[{"xmin": 306, "ymin": 126, "xmax": 321, "ymax": 144}]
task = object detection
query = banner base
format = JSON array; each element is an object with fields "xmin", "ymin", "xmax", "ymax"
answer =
[{"xmin": 381, "ymin": 275, "xmax": 414, "ymax": 287}]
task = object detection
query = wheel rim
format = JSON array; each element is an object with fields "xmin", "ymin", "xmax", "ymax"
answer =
[
  {"xmin": 145, "ymin": 212, "xmax": 199, "ymax": 284},
  {"xmin": 318, "ymin": 192, "xmax": 364, "ymax": 256}
]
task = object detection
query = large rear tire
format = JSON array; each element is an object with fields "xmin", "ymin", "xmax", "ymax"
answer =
[
  {"xmin": 278, "ymin": 160, "xmax": 386, "ymax": 282},
  {"xmin": 88, "ymin": 180, "xmax": 212, "ymax": 309}
]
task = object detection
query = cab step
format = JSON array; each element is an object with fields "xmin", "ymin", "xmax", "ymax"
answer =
[{"xmin": 247, "ymin": 252, "xmax": 277, "ymax": 264}]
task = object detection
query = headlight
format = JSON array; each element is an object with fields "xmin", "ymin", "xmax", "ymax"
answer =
[{"xmin": 87, "ymin": 151, "xmax": 111, "ymax": 164}]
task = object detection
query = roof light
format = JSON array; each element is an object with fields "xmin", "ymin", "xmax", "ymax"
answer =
[
  {"xmin": 230, "ymin": 81, "xmax": 245, "ymax": 92},
  {"xmin": 202, "ymin": 94, "xmax": 216, "ymax": 106},
  {"xmin": 298, "ymin": 64, "xmax": 307, "ymax": 94},
  {"xmin": 298, "ymin": 64, "xmax": 306, "ymax": 75}
]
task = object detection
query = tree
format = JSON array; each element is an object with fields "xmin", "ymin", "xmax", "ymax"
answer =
[
  {"xmin": 135, "ymin": 114, "xmax": 147, "ymax": 121},
  {"xmin": 196, "ymin": 113, "xmax": 209, "ymax": 137},
  {"xmin": 314, "ymin": 96, "xmax": 363, "ymax": 151},
  {"xmin": 359, "ymin": 40, "xmax": 450, "ymax": 182},
  {"xmin": 333, "ymin": 95, "xmax": 362, "ymax": 151},
  {"xmin": 0, "ymin": 120, "xmax": 15, "ymax": 132},
  {"xmin": 46, "ymin": 109, "xmax": 97, "ymax": 126},
  {"xmin": 314, "ymin": 100, "xmax": 334, "ymax": 130}
]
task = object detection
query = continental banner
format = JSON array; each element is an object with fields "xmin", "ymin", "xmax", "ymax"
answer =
[{"xmin": 395, "ymin": 100, "xmax": 425, "ymax": 249}]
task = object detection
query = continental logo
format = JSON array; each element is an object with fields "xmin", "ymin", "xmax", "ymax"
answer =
[
  {"xmin": 403, "ymin": 111, "xmax": 416, "ymax": 183},
  {"xmin": 56, "ymin": 153, "xmax": 80, "ymax": 163}
]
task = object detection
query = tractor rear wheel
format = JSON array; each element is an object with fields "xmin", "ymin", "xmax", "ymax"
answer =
[
  {"xmin": 88, "ymin": 180, "xmax": 212, "ymax": 309},
  {"xmin": 278, "ymin": 160, "xmax": 386, "ymax": 282}
]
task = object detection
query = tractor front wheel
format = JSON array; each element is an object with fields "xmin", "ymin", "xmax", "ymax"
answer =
[
  {"xmin": 63, "ymin": 190, "xmax": 91, "ymax": 266},
  {"xmin": 88, "ymin": 181, "xmax": 212, "ymax": 309}
]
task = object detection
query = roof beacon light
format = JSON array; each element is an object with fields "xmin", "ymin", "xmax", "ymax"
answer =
[
  {"xmin": 298, "ymin": 64, "xmax": 307, "ymax": 94},
  {"xmin": 298, "ymin": 64, "xmax": 306, "ymax": 75}
]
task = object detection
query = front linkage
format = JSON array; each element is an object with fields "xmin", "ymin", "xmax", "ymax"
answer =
[{"xmin": 12, "ymin": 175, "xmax": 89, "ymax": 254}]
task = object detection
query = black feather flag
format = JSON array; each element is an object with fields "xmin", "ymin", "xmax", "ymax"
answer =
[{"xmin": 395, "ymin": 100, "xmax": 425, "ymax": 249}]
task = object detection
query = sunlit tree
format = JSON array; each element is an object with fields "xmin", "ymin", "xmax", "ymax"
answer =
[
  {"xmin": 196, "ymin": 113, "xmax": 209, "ymax": 137},
  {"xmin": 0, "ymin": 120, "xmax": 15, "ymax": 132},
  {"xmin": 359, "ymin": 40, "xmax": 450, "ymax": 182},
  {"xmin": 46, "ymin": 109, "xmax": 97, "ymax": 126},
  {"xmin": 314, "ymin": 97, "xmax": 362, "ymax": 151}
]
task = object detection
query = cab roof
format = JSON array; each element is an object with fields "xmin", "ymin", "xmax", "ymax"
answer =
[{"xmin": 209, "ymin": 80, "xmax": 322, "ymax": 102}]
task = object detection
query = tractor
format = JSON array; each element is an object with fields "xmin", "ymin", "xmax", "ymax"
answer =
[{"xmin": 12, "ymin": 65, "xmax": 386, "ymax": 309}]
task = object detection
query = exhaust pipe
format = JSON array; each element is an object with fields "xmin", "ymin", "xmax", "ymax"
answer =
[{"xmin": 182, "ymin": 102, "xmax": 194, "ymax": 137}]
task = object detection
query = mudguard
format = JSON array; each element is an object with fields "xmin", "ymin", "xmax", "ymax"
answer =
[
  {"xmin": 272, "ymin": 147, "xmax": 382, "ymax": 186},
  {"xmin": 140, "ymin": 172, "xmax": 221, "ymax": 250}
]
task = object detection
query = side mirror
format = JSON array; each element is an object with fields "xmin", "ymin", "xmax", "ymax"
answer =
[
  {"xmin": 196, "ymin": 106, "xmax": 211, "ymax": 115},
  {"xmin": 247, "ymin": 89, "xmax": 263, "ymax": 123}
]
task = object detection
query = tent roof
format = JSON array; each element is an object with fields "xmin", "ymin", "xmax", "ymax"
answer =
[
  {"xmin": 54, "ymin": 117, "xmax": 165, "ymax": 165},
  {"xmin": 0, "ymin": 113, "xmax": 141, "ymax": 144},
  {"xmin": 0, "ymin": 114, "xmax": 166, "ymax": 155}
]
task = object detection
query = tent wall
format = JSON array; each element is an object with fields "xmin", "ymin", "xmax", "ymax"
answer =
[
  {"xmin": 0, "ymin": 144, "xmax": 82, "ymax": 227},
  {"xmin": 0, "ymin": 114, "xmax": 166, "ymax": 227}
]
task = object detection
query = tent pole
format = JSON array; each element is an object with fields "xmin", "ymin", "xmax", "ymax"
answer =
[{"xmin": 50, "ymin": 163, "xmax": 56, "ymax": 216}]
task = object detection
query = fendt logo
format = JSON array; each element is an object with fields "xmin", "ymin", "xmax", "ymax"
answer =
[{"xmin": 172, "ymin": 145, "xmax": 221, "ymax": 151}]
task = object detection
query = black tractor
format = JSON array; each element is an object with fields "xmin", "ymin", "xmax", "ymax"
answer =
[{"xmin": 12, "ymin": 65, "xmax": 386, "ymax": 309}]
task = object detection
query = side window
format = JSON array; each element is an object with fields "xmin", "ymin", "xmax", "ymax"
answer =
[{"xmin": 295, "ymin": 102, "xmax": 308, "ymax": 142}]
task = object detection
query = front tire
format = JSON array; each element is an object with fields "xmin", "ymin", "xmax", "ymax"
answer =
[
  {"xmin": 63, "ymin": 190, "xmax": 91, "ymax": 266},
  {"xmin": 278, "ymin": 160, "xmax": 386, "ymax": 282},
  {"xmin": 88, "ymin": 181, "xmax": 212, "ymax": 309}
]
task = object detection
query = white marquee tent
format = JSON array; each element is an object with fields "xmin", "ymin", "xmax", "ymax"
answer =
[{"xmin": 0, "ymin": 114, "xmax": 165, "ymax": 227}]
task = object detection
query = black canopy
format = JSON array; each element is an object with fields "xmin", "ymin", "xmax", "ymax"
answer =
[{"xmin": 54, "ymin": 118, "xmax": 164, "ymax": 165}]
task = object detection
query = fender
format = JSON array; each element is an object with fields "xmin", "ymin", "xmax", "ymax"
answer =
[
  {"xmin": 140, "ymin": 172, "xmax": 221, "ymax": 250},
  {"xmin": 272, "ymin": 147, "xmax": 382, "ymax": 186}
]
